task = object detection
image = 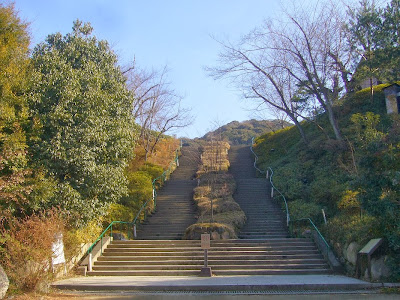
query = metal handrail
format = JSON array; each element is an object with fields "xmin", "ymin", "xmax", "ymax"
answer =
[
  {"xmin": 268, "ymin": 167, "xmax": 290, "ymax": 227},
  {"xmin": 250, "ymin": 137, "xmax": 290, "ymax": 227},
  {"xmin": 88, "ymin": 145, "xmax": 181, "ymax": 251},
  {"xmin": 87, "ymin": 220, "xmax": 133, "ymax": 255},
  {"xmin": 291, "ymin": 218, "xmax": 331, "ymax": 260}
]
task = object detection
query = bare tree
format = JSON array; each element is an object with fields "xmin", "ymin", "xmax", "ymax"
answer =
[
  {"xmin": 208, "ymin": 37, "xmax": 309, "ymax": 143},
  {"xmin": 125, "ymin": 64, "xmax": 193, "ymax": 160},
  {"xmin": 208, "ymin": 1, "xmax": 352, "ymax": 141}
]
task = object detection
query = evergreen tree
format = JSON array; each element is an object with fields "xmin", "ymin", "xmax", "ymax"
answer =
[{"xmin": 29, "ymin": 21, "xmax": 137, "ymax": 225}]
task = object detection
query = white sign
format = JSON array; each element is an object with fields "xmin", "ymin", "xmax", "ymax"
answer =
[{"xmin": 52, "ymin": 233, "xmax": 66, "ymax": 265}]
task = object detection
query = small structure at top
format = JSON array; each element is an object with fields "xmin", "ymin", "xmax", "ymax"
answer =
[{"xmin": 383, "ymin": 83, "xmax": 400, "ymax": 114}]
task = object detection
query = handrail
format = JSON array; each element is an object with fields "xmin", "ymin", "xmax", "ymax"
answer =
[
  {"xmin": 291, "ymin": 218, "xmax": 331, "ymax": 262},
  {"xmin": 250, "ymin": 137, "xmax": 290, "ymax": 227},
  {"xmin": 292, "ymin": 218, "xmax": 330, "ymax": 251},
  {"xmin": 87, "ymin": 220, "xmax": 133, "ymax": 254},
  {"xmin": 88, "ymin": 144, "xmax": 181, "ymax": 254}
]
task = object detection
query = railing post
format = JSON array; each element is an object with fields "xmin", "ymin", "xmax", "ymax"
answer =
[
  {"xmin": 271, "ymin": 186, "xmax": 274, "ymax": 198},
  {"xmin": 134, "ymin": 224, "xmax": 137, "ymax": 238},
  {"xmin": 88, "ymin": 253, "xmax": 92, "ymax": 272}
]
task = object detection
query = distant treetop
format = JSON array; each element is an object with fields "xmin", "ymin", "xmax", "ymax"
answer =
[{"xmin": 201, "ymin": 119, "xmax": 291, "ymax": 145}]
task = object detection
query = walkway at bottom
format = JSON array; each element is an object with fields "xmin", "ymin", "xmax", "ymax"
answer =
[{"xmin": 52, "ymin": 274, "xmax": 397, "ymax": 293}]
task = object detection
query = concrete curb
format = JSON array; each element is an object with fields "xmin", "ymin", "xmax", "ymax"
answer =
[{"xmin": 52, "ymin": 275, "xmax": 399, "ymax": 293}]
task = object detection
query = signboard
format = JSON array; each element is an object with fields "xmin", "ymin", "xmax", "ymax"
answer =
[
  {"xmin": 201, "ymin": 233, "xmax": 210, "ymax": 249},
  {"xmin": 52, "ymin": 232, "xmax": 66, "ymax": 265}
]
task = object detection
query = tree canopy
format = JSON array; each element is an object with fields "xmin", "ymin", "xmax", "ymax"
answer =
[
  {"xmin": 29, "ymin": 21, "xmax": 137, "ymax": 225},
  {"xmin": 0, "ymin": 3, "xmax": 32, "ymax": 215}
]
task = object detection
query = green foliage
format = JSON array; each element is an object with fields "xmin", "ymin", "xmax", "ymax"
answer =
[
  {"xmin": 288, "ymin": 200, "xmax": 323, "ymax": 223},
  {"xmin": 202, "ymin": 119, "xmax": 291, "ymax": 145},
  {"xmin": 138, "ymin": 162, "xmax": 164, "ymax": 188},
  {"xmin": 103, "ymin": 203, "xmax": 134, "ymax": 225},
  {"xmin": 122, "ymin": 171, "xmax": 153, "ymax": 212},
  {"xmin": 0, "ymin": 3, "xmax": 33, "ymax": 216},
  {"xmin": 28, "ymin": 20, "xmax": 137, "ymax": 226},
  {"xmin": 324, "ymin": 214, "xmax": 380, "ymax": 246},
  {"xmin": 347, "ymin": 0, "xmax": 400, "ymax": 83},
  {"xmin": 254, "ymin": 84, "xmax": 400, "ymax": 277}
]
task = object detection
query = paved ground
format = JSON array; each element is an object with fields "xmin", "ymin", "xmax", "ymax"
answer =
[
  {"xmin": 12, "ymin": 291, "xmax": 400, "ymax": 300},
  {"xmin": 38, "ymin": 291, "xmax": 400, "ymax": 300},
  {"xmin": 52, "ymin": 274, "xmax": 397, "ymax": 292}
]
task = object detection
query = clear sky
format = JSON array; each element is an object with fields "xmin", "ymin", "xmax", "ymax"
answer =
[{"xmin": 13, "ymin": 0, "xmax": 292, "ymax": 138}]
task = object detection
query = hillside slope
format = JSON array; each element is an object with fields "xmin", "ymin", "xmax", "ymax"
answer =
[
  {"xmin": 202, "ymin": 119, "xmax": 290, "ymax": 144},
  {"xmin": 253, "ymin": 83, "xmax": 400, "ymax": 280}
]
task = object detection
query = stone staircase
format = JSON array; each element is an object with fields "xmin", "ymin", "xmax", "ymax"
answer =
[
  {"xmin": 86, "ymin": 144, "xmax": 331, "ymax": 276},
  {"xmin": 135, "ymin": 144, "xmax": 199, "ymax": 240},
  {"xmin": 229, "ymin": 145, "xmax": 288, "ymax": 239},
  {"xmin": 88, "ymin": 239, "xmax": 330, "ymax": 276}
]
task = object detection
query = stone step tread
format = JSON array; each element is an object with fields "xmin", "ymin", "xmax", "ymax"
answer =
[
  {"xmin": 92, "ymin": 264, "xmax": 329, "ymax": 270},
  {"xmin": 112, "ymin": 242, "xmax": 316, "ymax": 247},
  {"xmin": 113, "ymin": 238, "xmax": 315, "ymax": 244},
  {"xmin": 87, "ymin": 268, "xmax": 332, "ymax": 276},
  {"xmin": 102, "ymin": 251, "xmax": 322, "ymax": 257},
  {"xmin": 106, "ymin": 246, "xmax": 318, "ymax": 251},
  {"xmin": 96, "ymin": 258, "xmax": 327, "ymax": 264},
  {"xmin": 99, "ymin": 254, "xmax": 324, "ymax": 261}
]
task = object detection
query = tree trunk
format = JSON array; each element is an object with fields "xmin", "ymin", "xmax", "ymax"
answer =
[
  {"xmin": 325, "ymin": 104, "xmax": 342, "ymax": 141},
  {"xmin": 291, "ymin": 117, "xmax": 308, "ymax": 144}
]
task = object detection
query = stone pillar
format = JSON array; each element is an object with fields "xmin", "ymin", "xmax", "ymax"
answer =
[
  {"xmin": 383, "ymin": 84, "xmax": 400, "ymax": 114},
  {"xmin": 0, "ymin": 264, "xmax": 9, "ymax": 299}
]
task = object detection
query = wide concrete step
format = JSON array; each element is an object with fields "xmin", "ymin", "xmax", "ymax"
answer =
[
  {"xmin": 87, "ymin": 268, "xmax": 331, "ymax": 276},
  {"xmin": 212, "ymin": 269, "xmax": 332, "ymax": 276},
  {"xmin": 93, "ymin": 263, "xmax": 329, "ymax": 271},
  {"xmin": 103, "ymin": 250, "xmax": 319, "ymax": 259},
  {"xmin": 112, "ymin": 239, "xmax": 316, "ymax": 246},
  {"xmin": 87, "ymin": 270, "xmax": 200, "ymax": 276},
  {"xmin": 106, "ymin": 245, "xmax": 318, "ymax": 251},
  {"xmin": 98, "ymin": 254, "xmax": 324, "ymax": 261},
  {"xmin": 96, "ymin": 258, "xmax": 327, "ymax": 265}
]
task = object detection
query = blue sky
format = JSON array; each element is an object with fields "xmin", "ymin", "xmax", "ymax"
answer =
[{"xmin": 13, "ymin": 0, "xmax": 289, "ymax": 138}]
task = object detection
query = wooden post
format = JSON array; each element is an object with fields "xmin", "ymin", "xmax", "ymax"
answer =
[{"xmin": 200, "ymin": 234, "xmax": 212, "ymax": 277}]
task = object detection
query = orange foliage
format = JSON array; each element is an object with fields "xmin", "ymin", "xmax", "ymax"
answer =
[{"xmin": 128, "ymin": 138, "xmax": 180, "ymax": 172}]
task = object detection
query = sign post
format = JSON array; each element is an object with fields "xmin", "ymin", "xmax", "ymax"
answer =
[{"xmin": 200, "ymin": 233, "xmax": 212, "ymax": 277}]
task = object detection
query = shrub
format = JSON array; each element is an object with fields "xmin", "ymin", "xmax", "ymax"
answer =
[
  {"xmin": 288, "ymin": 199, "xmax": 323, "ymax": 223},
  {"xmin": 139, "ymin": 162, "xmax": 164, "ymax": 182},
  {"xmin": 323, "ymin": 214, "xmax": 380, "ymax": 246},
  {"xmin": 122, "ymin": 171, "xmax": 153, "ymax": 212},
  {"xmin": 63, "ymin": 219, "xmax": 103, "ymax": 263},
  {"xmin": 103, "ymin": 203, "xmax": 134, "ymax": 225},
  {"xmin": 184, "ymin": 222, "xmax": 237, "ymax": 240},
  {"xmin": 0, "ymin": 211, "xmax": 64, "ymax": 292}
]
